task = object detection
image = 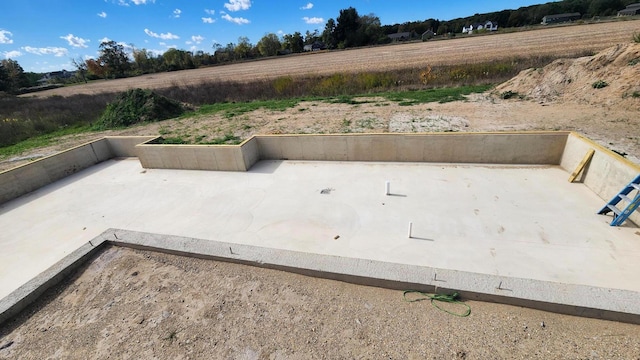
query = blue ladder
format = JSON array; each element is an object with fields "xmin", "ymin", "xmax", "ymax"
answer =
[{"xmin": 597, "ymin": 174, "xmax": 640, "ymax": 226}]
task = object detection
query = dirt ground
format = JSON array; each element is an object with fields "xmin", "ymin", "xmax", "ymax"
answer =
[{"xmin": 1, "ymin": 246, "xmax": 639, "ymax": 359}]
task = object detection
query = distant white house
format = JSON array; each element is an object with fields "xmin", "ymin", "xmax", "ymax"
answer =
[{"xmin": 462, "ymin": 21, "xmax": 498, "ymax": 34}]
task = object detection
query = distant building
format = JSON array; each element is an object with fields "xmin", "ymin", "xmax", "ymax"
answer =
[
  {"xmin": 387, "ymin": 32, "xmax": 413, "ymax": 41},
  {"xmin": 303, "ymin": 41, "xmax": 325, "ymax": 52},
  {"xmin": 541, "ymin": 13, "xmax": 581, "ymax": 25},
  {"xmin": 618, "ymin": 3, "xmax": 640, "ymax": 16},
  {"xmin": 421, "ymin": 30, "xmax": 435, "ymax": 41},
  {"xmin": 37, "ymin": 70, "xmax": 76, "ymax": 84},
  {"xmin": 462, "ymin": 21, "xmax": 498, "ymax": 34}
]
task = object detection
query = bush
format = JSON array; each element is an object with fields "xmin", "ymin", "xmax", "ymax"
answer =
[
  {"xmin": 592, "ymin": 80, "xmax": 608, "ymax": 89},
  {"xmin": 633, "ymin": 32, "xmax": 640, "ymax": 43},
  {"xmin": 95, "ymin": 88, "xmax": 185, "ymax": 129}
]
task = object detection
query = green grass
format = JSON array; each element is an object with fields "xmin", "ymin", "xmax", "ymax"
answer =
[
  {"xmin": 0, "ymin": 125, "xmax": 92, "ymax": 160},
  {"xmin": 190, "ymin": 98, "xmax": 301, "ymax": 119},
  {"xmin": 382, "ymin": 85, "xmax": 492, "ymax": 105}
]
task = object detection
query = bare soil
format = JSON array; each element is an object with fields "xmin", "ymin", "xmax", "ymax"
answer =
[{"xmin": 1, "ymin": 246, "xmax": 639, "ymax": 359}]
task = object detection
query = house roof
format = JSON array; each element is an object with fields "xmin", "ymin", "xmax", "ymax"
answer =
[
  {"xmin": 388, "ymin": 32, "xmax": 412, "ymax": 39},
  {"xmin": 543, "ymin": 12, "xmax": 581, "ymax": 19}
]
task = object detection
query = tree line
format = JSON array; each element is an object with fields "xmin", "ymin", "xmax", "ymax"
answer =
[{"xmin": 1, "ymin": 0, "xmax": 636, "ymax": 93}]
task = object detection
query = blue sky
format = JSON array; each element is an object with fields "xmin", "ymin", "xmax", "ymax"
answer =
[{"xmin": 1, "ymin": 0, "xmax": 544, "ymax": 72}]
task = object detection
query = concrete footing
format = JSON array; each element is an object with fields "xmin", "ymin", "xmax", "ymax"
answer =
[
  {"xmin": 2, "ymin": 229, "xmax": 639, "ymax": 326},
  {"xmin": 1, "ymin": 131, "xmax": 639, "ymax": 326}
]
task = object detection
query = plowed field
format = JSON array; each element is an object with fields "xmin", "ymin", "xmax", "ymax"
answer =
[{"xmin": 31, "ymin": 20, "xmax": 640, "ymax": 97}]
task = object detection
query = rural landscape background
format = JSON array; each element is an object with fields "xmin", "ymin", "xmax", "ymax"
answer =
[{"xmin": 1, "ymin": 0, "xmax": 640, "ymax": 358}]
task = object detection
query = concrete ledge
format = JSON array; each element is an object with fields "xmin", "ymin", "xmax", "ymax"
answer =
[
  {"xmin": 3, "ymin": 227, "xmax": 639, "ymax": 326},
  {"xmin": 0, "ymin": 237, "xmax": 107, "ymax": 325},
  {"xmin": 100, "ymin": 229, "xmax": 640, "ymax": 324}
]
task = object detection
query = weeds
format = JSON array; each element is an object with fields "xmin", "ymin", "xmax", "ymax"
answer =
[
  {"xmin": 592, "ymin": 80, "xmax": 609, "ymax": 89},
  {"xmin": 633, "ymin": 32, "xmax": 640, "ymax": 43},
  {"xmin": 95, "ymin": 89, "xmax": 185, "ymax": 130}
]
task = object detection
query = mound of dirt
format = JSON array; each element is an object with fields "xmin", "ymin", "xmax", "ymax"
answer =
[{"xmin": 495, "ymin": 43, "xmax": 640, "ymax": 108}]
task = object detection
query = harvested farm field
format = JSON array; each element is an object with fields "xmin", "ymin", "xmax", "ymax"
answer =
[{"xmin": 29, "ymin": 20, "xmax": 640, "ymax": 98}]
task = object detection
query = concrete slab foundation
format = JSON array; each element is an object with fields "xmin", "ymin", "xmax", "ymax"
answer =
[{"xmin": 1, "ymin": 133, "xmax": 639, "ymax": 325}]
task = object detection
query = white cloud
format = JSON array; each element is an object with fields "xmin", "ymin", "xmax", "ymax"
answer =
[
  {"xmin": 301, "ymin": 3, "xmax": 313, "ymax": 10},
  {"xmin": 303, "ymin": 17, "xmax": 324, "ymax": 24},
  {"xmin": 60, "ymin": 34, "xmax": 90, "ymax": 48},
  {"xmin": 191, "ymin": 35, "xmax": 204, "ymax": 44},
  {"xmin": 99, "ymin": 37, "xmax": 111, "ymax": 44},
  {"xmin": 173, "ymin": 9, "xmax": 181, "ymax": 18},
  {"xmin": 117, "ymin": 0, "xmax": 155, "ymax": 5},
  {"xmin": 277, "ymin": 30, "xmax": 284, "ymax": 35},
  {"xmin": 22, "ymin": 46, "xmax": 68, "ymax": 57},
  {"xmin": 204, "ymin": 9, "xmax": 215, "ymax": 15},
  {"xmin": 3, "ymin": 50, "xmax": 22, "ymax": 59},
  {"xmin": 98, "ymin": 11, "xmax": 107, "ymax": 18},
  {"xmin": 0, "ymin": 30, "xmax": 13, "ymax": 44},
  {"xmin": 221, "ymin": 13, "xmax": 250, "ymax": 25},
  {"xmin": 144, "ymin": 28, "xmax": 179, "ymax": 40},
  {"xmin": 224, "ymin": 0, "xmax": 251, "ymax": 12},
  {"xmin": 202, "ymin": 17, "xmax": 215, "ymax": 24},
  {"xmin": 159, "ymin": 42, "xmax": 166, "ymax": 46}
]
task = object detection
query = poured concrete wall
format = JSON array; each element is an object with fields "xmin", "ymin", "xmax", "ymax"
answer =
[
  {"xmin": 136, "ymin": 141, "xmax": 249, "ymax": 171},
  {"xmin": 256, "ymin": 132, "xmax": 569, "ymax": 164},
  {"xmin": 561, "ymin": 133, "xmax": 640, "ymax": 225},
  {"xmin": 0, "ymin": 139, "xmax": 112, "ymax": 204},
  {"xmin": 135, "ymin": 132, "xmax": 569, "ymax": 172},
  {"xmin": 106, "ymin": 136, "xmax": 158, "ymax": 157},
  {"xmin": 240, "ymin": 137, "xmax": 260, "ymax": 170}
]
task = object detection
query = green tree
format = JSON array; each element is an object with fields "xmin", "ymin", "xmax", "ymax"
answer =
[
  {"xmin": 283, "ymin": 32, "xmax": 304, "ymax": 53},
  {"xmin": 132, "ymin": 48, "xmax": 154, "ymax": 74},
  {"xmin": 0, "ymin": 63, "xmax": 9, "ymax": 92},
  {"xmin": 322, "ymin": 18, "xmax": 337, "ymax": 49},
  {"xmin": 163, "ymin": 48, "xmax": 195, "ymax": 71},
  {"xmin": 99, "ymin": 40, "xmax": 131, "ymax": 78},
  {"xmin": 588, "ymin": 0, "xmax": 623, "ymax": 16},
  {"xmin": 0, "ymin": 59, "xmax": 28, "ymax": 92},
  {"xmin": 358, "ymin": 13, "xmax": 383, "ymax": 45},
  {"xmin": 304, "ymin": 30, "xmax": 320, "ymax": 45},
  {"xmin": 234, "ymin": 36, "xmax": 253, "ymax": 59},
  {"xmin": 335, "ymin": 7, "xmax": 360, "ymax": 48},
  {"xmin": 71, "ymin": 57, "xmax": 88, "ymax": 83},
  {"xmin": 257, "ymin": 33, "xmax": 282, "ymax": 57}
]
